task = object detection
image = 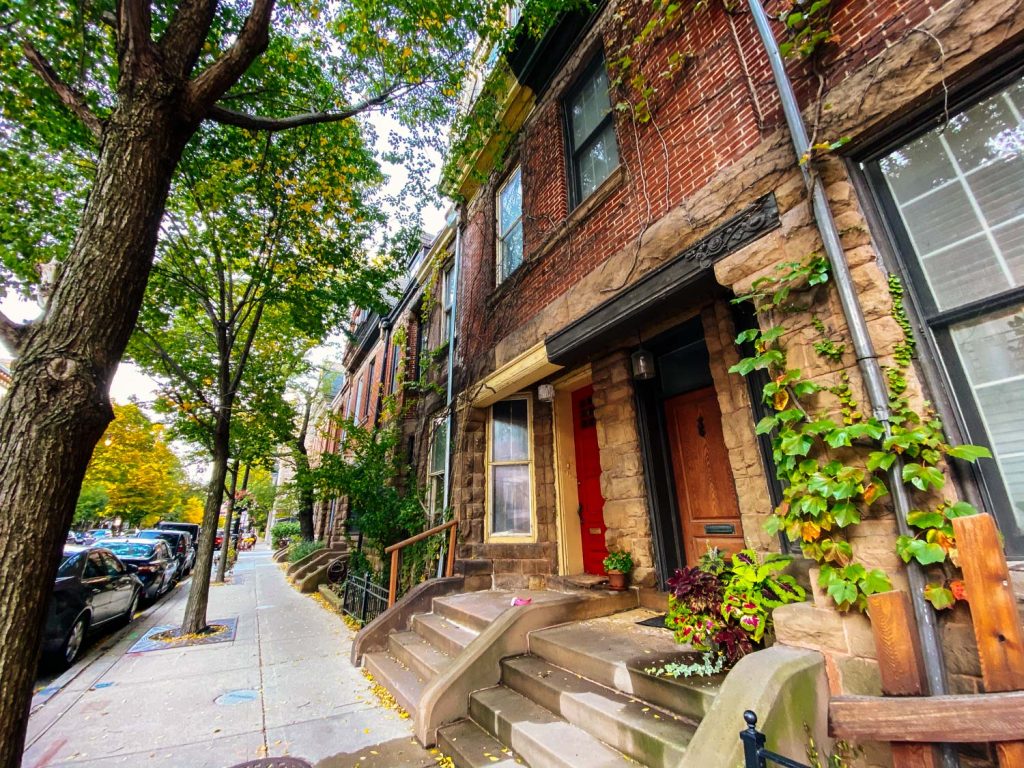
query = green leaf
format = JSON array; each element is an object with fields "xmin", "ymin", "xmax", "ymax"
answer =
[
  {"xmin": 923, "ymin": 583, "xmax": 955, "ymax": 610},
  {"xmin": 859, "ymin": 569, "xmax": 892, "ymax": 596},
  {"xmin": 904, "ymin": 538, "xmax": 948, "ymax": 565},
  {"xmin": 902, "ymin": 463, "xmax": 945, "ymax": 491},
  {"xmin": 944, "ymin": 501, "xmax": 978, "ymax": 519},
  {"xmin": 866, "ymin": 451, "xmax": 896, "ymax": 472},
  {"xmin": 945, "ymin": 444, "xmax": 993, "ymax": 462},
  {"xmin": 831, "ymin": 501, "xmax": 860, "ymax": 527},
  {"xmin": 906, "ymin": 510, "xmax": 945, "ymax": 529},
  {"xmin": 755, "ymin": 416, "xmax": 778, "ymax": 435}
]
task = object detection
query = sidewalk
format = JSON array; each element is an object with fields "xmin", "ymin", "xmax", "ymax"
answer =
[{"xmin": 24, "ymin": 545, "xmax": 438, "ymax": 768}]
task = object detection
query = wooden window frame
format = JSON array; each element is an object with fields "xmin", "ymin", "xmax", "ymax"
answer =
[
  {"xmin": 563, "ymin": 54, "xmax": 619, "ymax": 210},
  {"xmin": 485, "ymin": 394, "xmax": 537, "ymax": 543}
]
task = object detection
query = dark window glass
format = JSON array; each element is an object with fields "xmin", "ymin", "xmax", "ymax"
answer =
[
  {"xmin": 84, "ymin": 553, "xmax": 106, "ymax": 579},
  {"xmin": 566, "ymin": 58, "xmax": 619, "ymax": 207}
]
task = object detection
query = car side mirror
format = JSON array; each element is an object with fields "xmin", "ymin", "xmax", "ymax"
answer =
[{"xmin": 125, "ymin": 563, "xmax": 138, "ymax": 573}]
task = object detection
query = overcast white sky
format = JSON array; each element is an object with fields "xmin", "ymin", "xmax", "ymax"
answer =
[{"xmin": 0, "ymin": 112, "xmax": 448, "ymax": 405}]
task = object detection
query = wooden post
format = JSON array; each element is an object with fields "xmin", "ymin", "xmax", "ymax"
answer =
[
  {"xmin": 867, "ymin": 591, "xmax": 941, "ymax": 768},
  {"xmin": 952, "ymin": 514, "xmax": 1024, "ymax": 768},
  {"xmin": 388, "ymin": 549, "xmax": 399, "ymax": 608},
  {"xmin": 445, "ymin": 522, "xmax": 457, "ymax": 577}
]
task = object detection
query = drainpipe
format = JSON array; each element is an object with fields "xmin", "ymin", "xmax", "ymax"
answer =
[
  {"xmin": 745, "ymin": 0, "xmax": 954, "ymax": 724},
  {"xmin": 439, "ymin": 212, "xmax": 462, "ymax": 577}
]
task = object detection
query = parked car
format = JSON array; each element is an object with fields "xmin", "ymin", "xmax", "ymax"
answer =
[
  {"xmin": 155, "ymin": 521, "xmax": 201, "ymax": 549},
  {"xmin": 87, "ymin": 529, "xmax": 111, "ymax": 540},
  {"xmin": 43, "ymin": 546, "xmax": 142, "ymax": 666},
  {"xmin": 134, "ymin": 529, "xmax": 195, "ymax": 575},
  {"xmin": 103, "ymin": 539, "xmax": 179, "ymax": 600}
]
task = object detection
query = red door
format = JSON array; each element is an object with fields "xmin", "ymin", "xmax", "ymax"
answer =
[{"xmin": 572, "ymin": 385, "xmax": 609, "ymax": 574}]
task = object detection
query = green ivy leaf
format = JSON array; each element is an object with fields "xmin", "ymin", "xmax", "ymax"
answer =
[
  {"xmin": 902, "ymin": 463, "xmax": 945, "ymax": 491},
  {"xmin": 945, "ymin": 444, "xmax": 993, "ymax": 462},
  {"xmin": 859, "ymin": 569, "xmax": 892, "ymax": 596},
  {"xmin": 923, "ymin": 583, "xmax": 956, "ymax": 610},
  {"xmin": 903, "ymin": 538, "xmax": 947, "ymax": 565},
  {"xmin": 755, "ymin": 416, "xmax": 778, "ymax": 435},
  {"xmin": 906, "ymin": 509, "xmax": 945, "ymax": 529},
  {"xmin": 832, "ymin": 501, "xmax": 860, "ymax": 527},
  {"xmin": 866, "ymin": 451, "xmax": 896, "ymax": 472},
  {"xmin": 944, "ymin": 501, "xmax": 977, "ymax": 519}
]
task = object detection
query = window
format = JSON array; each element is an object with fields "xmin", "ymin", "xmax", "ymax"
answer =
[
  {"xmin": 507, "ymin": 3, "xmax": 522, "ymax": 28},
  {"xmin": 497, "ymin": 167, "xmax": 523, "ymax": 284},
  {"xmin": 353, "ymin": 377, "xmax": 365, "ymax": 425},
  {"xmin": 865, "ymin": 72, "xmax": 1024, "ymax": 554},
  {"xmin": 364, "ymin": 361, "xmax": 375, "ymax": 419},
  {"xmin": 487, "ymin": 397, "xmax": 533, "ymax": 537},
  {"xmin": 442, "ymin": 266, "xmax": 455, "ymax": 342},
  {"xmin": 389, "ymin": 341, "xmax": 402, "ymax": 393},
  {"xmin": 566, "ymin": 57, "xmax": 619, "ymax": 207},
  {"xmin": 427, "ymin": 415, "xmax": 448, "ymax": 522},
  {"xmin": 84, "ymin": 553, "xmax": 105, "ymax": 579}
]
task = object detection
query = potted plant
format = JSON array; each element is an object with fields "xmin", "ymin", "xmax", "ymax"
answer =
[{"xmin": 603, "ymin": 550, "xmax": 634, "ymax": 591}]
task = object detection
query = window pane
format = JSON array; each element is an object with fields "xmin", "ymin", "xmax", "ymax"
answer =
[
  {"xmin": 878, "ymin": 75, "xmax": 1024, "ymax": 311},
  {"xmin": 951, "ymin": 304, "xmax": 1024, "ymax": 527},
  {"xmin": 570, "ymin": 65, "xmax": 611, "ymax": 147},
  {"xmin": 492, "ymin": 399, "xmax": 528, "ymax": 461},
  {"xmin": 578, "ymin": 123, "xmax": 619, "ymax": 199},
  {"xmin": 492, "ymin": 464, "xmax": 531, "ymax": 534},
  {"xmin": 430, "ymin": 418, "xmax": 448, "ymax": 474},
  {"xmin": 499, "ymin": 222, "xmax": 524, "ymax": 282},
  {"xmin": 499, "ymin": 169, "xmax": 521, "ymax": 235}
]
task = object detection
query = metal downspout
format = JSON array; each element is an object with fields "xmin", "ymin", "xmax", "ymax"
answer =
[
  {"xmin": 745, "ymin": 0, "xmax": 953, "ymax": 720},
  {"xmin": 439, "ymin": 213, "xmax": 462, "ymax": 576}
]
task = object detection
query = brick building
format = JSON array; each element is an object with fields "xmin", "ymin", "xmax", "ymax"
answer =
[{"xmin": 437, "ymin": 0, "xmax": 1023, "ymax": 752}]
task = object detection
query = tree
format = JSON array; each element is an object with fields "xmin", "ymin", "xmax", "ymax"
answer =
[
  {"xmin": 0, "ymin": 1, "xmax": 495, "ymax": 759},
  {"xmin": 76, "ymin": 403, "xmax": 190, "ymax": 527}
]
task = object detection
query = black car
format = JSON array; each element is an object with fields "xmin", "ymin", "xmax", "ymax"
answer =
[
  {"xmin": 103, "ymin": 539, "xmax": 179, "ymax": 600},
  {"xmin": 156, "ymin": 521, "xmax": 201, "ymax": 549},
  {"xmin": 134, "ymin": 529, "xmax": 195, "ymax": 575},
  {"xmin": 43, "ymin": 546, "xmax": 142, "ymax": 666}
]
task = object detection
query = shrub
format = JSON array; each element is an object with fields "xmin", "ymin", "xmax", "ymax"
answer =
[
  {"xmin": 665, "ymin": 548, "xmax": 805, "ymax": 667},
  {"xmin": 271, "ymin": 521, "xmax": 302, "ymax": 549},
  {"xmin": 287, "ymin": 539, "xmax": 325, "ymax": 563}
]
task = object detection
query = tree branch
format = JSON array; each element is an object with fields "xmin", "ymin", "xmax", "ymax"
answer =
[
  {"xmin": 205, "ymin": 85, "xmax": 412, "ymax": 131},
  {"xmin": 116, "ymin": 0, "xmax": 154, "ymax": 73},
  {"xmin": 0, "ymin": 311, "xmax": 30, "ymax": 356},
  {"xmin": 159, "ymin": 0, "xmax": 217, "ymax": 79},
  {"xmin": 22, "ymin": 42, "xmax": 103, "ymax": 139},
  {"xmin": 186, "ymin": 0, "xmax": 275, "ymax": 113}
]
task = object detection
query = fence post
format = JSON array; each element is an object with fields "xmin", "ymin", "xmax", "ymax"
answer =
[
  {"xmin": 740, "ymin": 711, "xmax": 766, "ymax": 768},
  {"xmin": 359, "ymin": 573, "xmax": 370, "ymax": 624},
  {"xmin": 952, "ymin": 514, "xmax": 1024, "ymax": 768}
]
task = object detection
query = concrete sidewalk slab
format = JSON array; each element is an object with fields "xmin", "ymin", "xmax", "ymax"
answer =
[{"xmin": 25, "ymin": 545, "xmax": 438, "ymax": 768}]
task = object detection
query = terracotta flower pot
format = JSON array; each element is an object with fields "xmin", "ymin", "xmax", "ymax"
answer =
[{"xmin": 606, "ymin": 570, "xmax": 628, "ymax": 591}]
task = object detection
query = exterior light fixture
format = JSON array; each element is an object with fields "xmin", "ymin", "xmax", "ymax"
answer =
[
  {"xmin": 537, "ymin": 384, "xmax": 555, "ymax": 402},
  {"xmin": 631, "ymin": 347, "xmax": 656, "ymax": 381}
]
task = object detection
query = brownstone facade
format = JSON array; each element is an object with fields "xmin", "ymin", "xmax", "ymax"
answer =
[{"xmin": 445, "ymin": 1, "xmax": 1024, "ymax": 763}]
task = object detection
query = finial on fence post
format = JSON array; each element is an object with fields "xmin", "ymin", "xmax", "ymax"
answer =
[{"xmin": 740, "ymin": 710, "xmax": 766, "ymax": 768}]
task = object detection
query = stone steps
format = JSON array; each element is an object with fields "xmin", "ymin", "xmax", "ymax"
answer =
[
  {"xmin": 502, "ymin": 655, "xmax": 696, "ymax": 768},
  {"xmin": 388, "ymin": 630, "xmax": 454, "ymax": 679},
  {"xmin": 528, "ymin": 619, "xmax": 721, "ymax": 720},
  {"xmin": 437, "ymin": 718, "xmax": 521, "ymax": 768},
  {"xmin": 411, "ymin": 611, "xmax": 477, "ymax": 655},
  {"xmin": 363, "ymin": 651, "xmax": 427, "ymax": 720},
  {"xmin": 468, "ymin": 685, "xmax": 634, "ymax": 768}
]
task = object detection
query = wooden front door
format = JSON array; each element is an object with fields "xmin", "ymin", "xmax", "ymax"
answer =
[
  {"xmin": 664, "ymin": 385, "xmax": 744, "ymax": 565},
  {"xmin": 572, "ymin": 385, "xmax": 609, "ymax": 574}
]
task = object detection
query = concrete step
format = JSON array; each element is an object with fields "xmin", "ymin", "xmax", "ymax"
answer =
[
  {"xmin": 412, "ymin": 611, "xmax": 478, "ymax": 656},
  {"xmin": 469, "ymin": 685, "xmax": 633, "ymax": 768},
  {"xmin": 502, "ymin": 655, "xmax": 695, "ymax": 768},
  {"xmin": 387, "ymin": 630, "xmax": 453, "ymax": 680},
  {"xmin": 432, "ymin": 590, "xmax": 576, "ymax": 633},
  {"xmin": 528, "ymin": 619, "xmax": 721, "ymax": 721},
  {"xmin": 437, "ymin": 718, "xmax": 520, "ymax": 768},
  {"xmin": 362, "ymin": 652, "xmax": 426, "ymax": 720}
]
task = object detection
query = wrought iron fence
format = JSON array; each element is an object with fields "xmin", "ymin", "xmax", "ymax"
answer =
[
  {"xmin": 741, "ymin": 711, "xmax": 811, "ymax": 768},
  {"xmin": 341, "ymin": 571, "xmax": 389, "ymax": 625}
]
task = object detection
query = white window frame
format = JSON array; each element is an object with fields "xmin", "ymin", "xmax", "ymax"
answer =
[
  {"xmin": 442, "ymin": 265, "xmax": 454, "ymax": 343},
  {"xmin": 485, "ymin": 395, "xmax": 535, "ymax": 542},
  {"xmin": 427, "ymin": 414, "xmax": 448, "ymax": 523},
  {"xmin": 496, "ymin": 167, "xmax": 523, "ymax": 285}
]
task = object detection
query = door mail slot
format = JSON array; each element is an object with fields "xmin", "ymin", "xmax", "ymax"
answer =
[{"xmin": 704, "ymin": 523, "xmax": 736, "ymax": 535}]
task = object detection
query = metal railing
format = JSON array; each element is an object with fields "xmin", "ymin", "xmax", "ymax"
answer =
[
  {"xmin": 740, "ymin": 711, "xmax": 811, "ymax": 768},
  {"xmin": 341, "ymin": 571, "xmax": 389, "ymax": 625},
  {"xmin": 384, "ymin": 519, "xmax": 457, "ymax": 607}
]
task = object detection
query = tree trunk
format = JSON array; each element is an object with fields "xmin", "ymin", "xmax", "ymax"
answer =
[
  {"xmin": 295, "ymin": 396, "xmax": 316, "ymax": 541},
  {"xmin": 0, "ymin": 94, "xmax": 193, "ymax": 767},
  {"xmin": 181, "ymin": 411, "xmax": 231, "ymax": 634},
  {"xmin": 215, "ymin": 459, "xmax": 240, "ymax": 583}
]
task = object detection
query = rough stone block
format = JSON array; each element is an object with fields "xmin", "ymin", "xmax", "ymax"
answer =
[{"xmin": 774, "ymin": 602, "xmax": 850, "ymax": 654}]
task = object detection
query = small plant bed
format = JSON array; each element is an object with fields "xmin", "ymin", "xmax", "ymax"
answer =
[
  {"xmin": 128, "ymin": 617, "xmax": 238, "ymax": 653},
  {"xmin": 652, "ymin": 548, "xmax": 805, "ymax": 677}
]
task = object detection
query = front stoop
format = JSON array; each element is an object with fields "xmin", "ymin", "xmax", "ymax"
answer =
[{"xmin": 360, "ymin": 587, "xmax": 718, "ymax": 768}]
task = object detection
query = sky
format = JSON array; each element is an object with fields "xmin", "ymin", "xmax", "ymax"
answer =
[{"xmin": 0, "ymin": 111, "xmax": 448, "ymax": 406}]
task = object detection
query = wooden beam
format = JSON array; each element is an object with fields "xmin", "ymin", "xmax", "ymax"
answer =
[
  {"xmin": 866, "ymin": 591, "xmax": 940, "ymax": 768},
  {"xmin": 829, "ymin": 692, "xmax": 1024, "ymax": 743},
  {"xmin": 952, "ymin": 513, "xmax": 1024, "ymax": 767}
]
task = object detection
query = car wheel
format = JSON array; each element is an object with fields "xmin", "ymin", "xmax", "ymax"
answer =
[
  {"xmin": 62, "ymin": 615, "xmax": 88, "ymax": 666},
  {"xmin": 122, "ymin": 590, "xmax": 139, "ymax": 624}
]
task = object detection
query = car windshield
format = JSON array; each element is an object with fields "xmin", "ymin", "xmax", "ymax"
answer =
[
  {"xmin": 57, "ymin": 553, "xmax": 80, "ymax": 577},
  {"xmin": 104, "ymin": 542, "xmax": 155, "ymax": 559},
  {"xmin": 134, "ymin": 531, "xmax": 162, "ymax": 539}
]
